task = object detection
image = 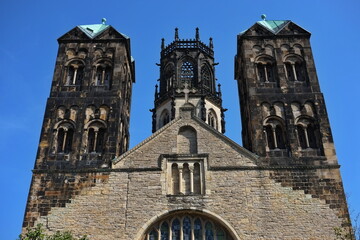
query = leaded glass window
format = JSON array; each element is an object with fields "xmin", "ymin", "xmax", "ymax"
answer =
[
  {"xmin": 144, "ymin": 214, "xmax": 232, "ymax": 240},
  {"xmin": 180, "ymin": 61, "xmax": 194, "ymax": 83}
]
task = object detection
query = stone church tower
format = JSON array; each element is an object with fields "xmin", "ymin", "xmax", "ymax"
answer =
[{"xmin": 23, "ymin": 18, "xmax": 353, "ymax": 240}]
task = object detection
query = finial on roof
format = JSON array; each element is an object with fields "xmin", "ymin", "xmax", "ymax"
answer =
[
  {"xmin": 175, "ymin": 28, "xmax": 179, "ymax": 41},
  {"xmin": 209, "ymin": 37, "xmax": 213, "ymax": 49},
  {"xmin": 195, "ymin": 27, "xmax": 200, "ymax": 40},
  {"xmin": 261, "ymin": 14, "xmax": 266, "ymax": 21},
  {"xmin": 161, "ymin": 38, "xmax": 165, "ymax": 50},
  {"xmin": 102, "ymin": 18, "xmax": 107, "ymax": 25}
]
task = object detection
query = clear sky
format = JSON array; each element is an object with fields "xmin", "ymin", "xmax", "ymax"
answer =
[{"xmin": 0, "ymin": 0, "xmax": 359, "ymax": 239}]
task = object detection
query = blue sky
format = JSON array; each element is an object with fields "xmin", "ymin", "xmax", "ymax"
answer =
[{"xmin": 0, "ymin": 0, "xmax": 359, "ymax": 239}]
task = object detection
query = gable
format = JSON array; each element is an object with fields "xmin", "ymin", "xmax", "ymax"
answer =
[
  {"xmin": 276, "ymin": 21, "xmax": 311, "ymax": 36},
  {"xmin": 58, "ymin": 25, "xmax": 128, "ymax": 42},
  {"xmin": 239, "ymin": 20, "xmax": 310, "ymax": 37},
  {"xmin": 113, "ymin": 116, "xmax": 258, "ymax": 169}
]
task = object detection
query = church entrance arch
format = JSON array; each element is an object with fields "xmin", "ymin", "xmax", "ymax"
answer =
[{"xmin": 138, "ymin": 209, "xmax": 240, "ymax": 240}]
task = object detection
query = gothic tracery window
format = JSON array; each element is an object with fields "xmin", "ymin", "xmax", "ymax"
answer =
[
  {"xmin": 201, "ymin": 65, "xmax": 212, "ymax": 90},
  {"xmin": 207, "ymin": 110, "xmax": 218, "ymax": 130},
  {"xmin": 180, "ymin": 61, "xmax": 194, "ymax": 85},
  {"xmin": 144, "ymin": 214, "xmax": 233, "ymax": 240}
]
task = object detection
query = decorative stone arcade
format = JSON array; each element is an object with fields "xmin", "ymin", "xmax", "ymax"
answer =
[{"xmin": 151, "ymin": 28, "xmax": 226, "ymax": 133}]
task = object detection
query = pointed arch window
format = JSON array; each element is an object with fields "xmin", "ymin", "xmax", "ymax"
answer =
[
  {"xmin": 159, "ymin": 109, "xmax": 170, "ymax": 128},
  {"xmin": 201, "ymin": 65, "xmax": 212, "ymax": 90},
  {"xmin": 144, "ymin": 214, "xmax": 233, "ymax": 240},
  {"xmin": 180, "ymin": 61, "xmax": 194, "ymax": 84},
  {"xmin": 207, "ymin": 110, "xmax": 218, "ymax": 130},
  {"xmin": 164, "ymin": 64, "xmax": 175, "ymax": 92}
]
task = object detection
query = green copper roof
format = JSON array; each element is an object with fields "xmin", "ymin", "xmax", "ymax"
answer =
[
  {"xmin": 257, "ymin": 20, "xmax": 290, "ymax": 34},
  {"xmin": 78, "ymin": 23, "xmax": 110, "ymax": 39}
]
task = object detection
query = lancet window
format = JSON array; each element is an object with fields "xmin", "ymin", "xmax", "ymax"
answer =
[
  {"xmin": 207, "ymin": 110, "xmax": 218, "ymax": 130},
  {"xmin": 144, "ymin": 214, "xmax": 233, "ymax": 240},
  {"xmin": 164, "ymin": 64, "xmax": 175, "ymax": 92},
  {"xmin": 160, "ymin": 109, "xmax": 170, "ymax": 128},
  {"xmin": 201, "ymin": 65, "xmax": 212, "ymax": 90}
]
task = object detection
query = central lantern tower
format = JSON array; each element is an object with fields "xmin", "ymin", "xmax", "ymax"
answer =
[{"xmin": 151, "ymin": 28, "xmax": 226, "ymax": 133}]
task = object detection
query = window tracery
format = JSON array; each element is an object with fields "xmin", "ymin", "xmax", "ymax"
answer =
[
  {"xmin": 144, "ymin": 214, "xmax": 233, "ymax": 240},
  {"xmin": 207, "ymin": 110, "xmax": 218, "ymax": 130},
  {"xmin": 180, "ymin": 61, "xmax": 194, "ymax": 85},
  {"xmin": 201, "ymin": 65, "xmax": 212, "ymax": 90}
]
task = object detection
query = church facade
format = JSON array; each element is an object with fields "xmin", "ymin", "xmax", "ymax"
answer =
[{"xmin": 22, "ymin": 18, "xmax": 353, "ymax": 240}]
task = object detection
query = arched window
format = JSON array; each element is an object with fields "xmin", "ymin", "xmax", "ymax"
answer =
[
  {"xmin": 159, "ymin": 109, "xmax": 170, "ymax": 128},
  {"xmin": 87, "ymin": 122, "xmax": 106, "ymax": 153},
  {"xmin": 201, "ymin": 65, "xmax": 212, "ymax": 90},
  {"xmin": 55, "ymin": 122, "xmax": 74, "ymax": 153},
  {"xmin": 169, "ymin": 161, "xmax": 203, "ymax": 195},
  {"xmin": 171, "ymin": 218, "xmax": 181, "ymax": 240},
  {"xmin": 193, "ymin": 162, "xmax": 201, "ymax": 194},
  {"xmin": 180, "ymin": 61, "xmax": 194, "ymax": 84},
  {"xmin": 264, "ymin": 118, "xmax": 286, "ymax": 150},
  {"xmin": 164, "ymin": 64, "xmax": 175, "ymax": 92},
  {"xmin": 65, "ymin": 62, "xmax": 84, "ymax": 85},
  {"xmin": 144, "ymin": 214, "xmax": 233, "ymax": 240},
  {"xmin": 94, "ymin": 62, "xmax": 112, "ymax": 86},
  {"xmin": 284, "ymin": 56, "xmax": 306, "ymax": 82},
  {"xmin": 177, "ymin": 126, "xmax": 197, "ymax": 154},
  {"xmin": 207, "ymin": 110, "xmax": 218, "ymax": 130},
  {"xmin": 256, "ymin": 56, "xmax": 275, "ymax": 83},
  {"xmin": 171, "ymin": 163, "xmax": 180, "ymax": 195},
  {"xmin": 296, "ymin": 118, "xmax": 319, "ymax": 149},
  {"xmin": 183, "ymin": 163, "xmax": 191, "ymax": 194}
]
